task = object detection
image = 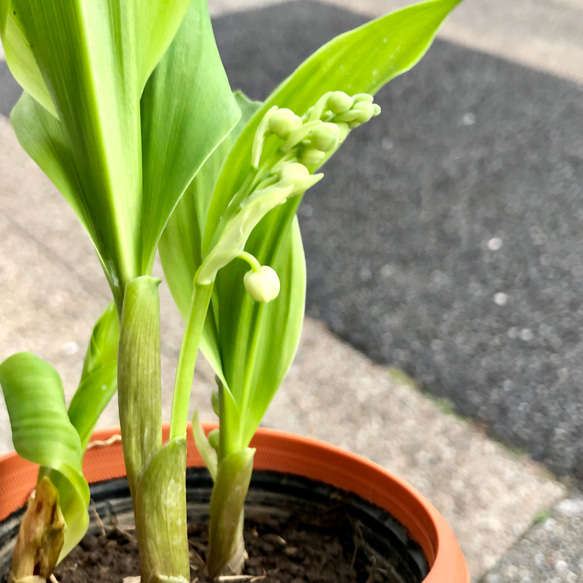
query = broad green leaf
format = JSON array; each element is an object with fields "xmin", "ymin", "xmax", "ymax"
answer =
[
  {"xmin": 68, "ymin": 302, "xmax": 119, "ymax": 450},
  {"xmin": 140, "ymin": 1, "xmax": 241, "ymax": 275},
  {"xmin": 8, "ymin": 0, "xmax": 201, "ymax": 304},
  {"xmin": 194, "ymin": 0, "xmax": 460, "ymax": 452},
  {"xmin": 80, "ymin": 302, "xmax": 119, "ymax": 378},
  {"xmin": 0, "ymin": 1, "xmax": 56, "ymax": 115},
  {"xmin": 0, "ymin": 353, "xmax": 90, "ymax": 560},
  {"xmin": 10, "ymin": 92, "xmax": 95, "ymax": 240},
  {"xmin": 161, "ymin": 92, "xmax": 261, "ymax": 318},
  {"xmin": 160, "ymin": 92, "xmax": 261, "ymax": 380},
  {"xmin": 10, "ymin": 0, "xmax": 148, "ymax": 296},
  {"xmin": 0, "ymin": 0, "xmax": 6, "ymax": 29},
  {"xmin": 134, "ymin": 0, "xmax": 191, "ymax": 93}
]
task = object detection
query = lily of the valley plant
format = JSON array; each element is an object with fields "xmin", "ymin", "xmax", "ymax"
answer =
[{"xmin": 0, "ymin": 0, "xmax": 460, "ymax": 581}]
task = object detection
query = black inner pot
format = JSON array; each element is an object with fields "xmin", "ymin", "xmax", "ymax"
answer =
[{"xmin": 0, "ymin": 468, "xmax": 429, "ymax": 582}]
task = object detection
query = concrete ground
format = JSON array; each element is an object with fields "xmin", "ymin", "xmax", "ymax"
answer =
[{"xmin": 1, "ymin": 1, "xmax": 582, "ymax": 581}]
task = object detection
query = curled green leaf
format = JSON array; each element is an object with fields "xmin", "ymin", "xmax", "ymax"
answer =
[{"xmin": 0, "ymin": 353, "xmax": 90, "ymax": 560}]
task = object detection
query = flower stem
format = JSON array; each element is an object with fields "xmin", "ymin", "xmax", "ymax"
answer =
[
  {"xmin": 238, "ymin": 251, "xmax": 261, "ymax": 272},
  {"xmin": 170, "ymin": 277, "xmax": 215, "ymax": 440}
]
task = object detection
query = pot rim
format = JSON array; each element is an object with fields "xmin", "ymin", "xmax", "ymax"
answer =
[{"xmin": 0, "ymin": 424, "xmax": 469, "ymax": 583}]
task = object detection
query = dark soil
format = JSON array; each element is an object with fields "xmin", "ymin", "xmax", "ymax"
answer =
[
  {"xmin": 1, "ymin": 472, "xmax": 427, "ymax": 583},
  {"xmin": 52, "ymin": 511, "xmax": 386, "ymax": 583}
]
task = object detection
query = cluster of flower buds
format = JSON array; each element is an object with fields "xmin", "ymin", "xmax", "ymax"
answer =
[
  {"xmin": 252, "ymin": 90, "xmax": 381, "ymax": 170},
  {"xmin": 315, "ymin": 91, "xmax": 381, "ymax": 128},
  {"xmin": 201, "ymin": 92, "xmax": 380, "ymax": 305}
]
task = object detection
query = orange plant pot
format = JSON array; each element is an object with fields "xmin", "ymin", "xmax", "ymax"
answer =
[{"xmin": 0, "ymin": 424, "xmax": 469, "ymax": 582}]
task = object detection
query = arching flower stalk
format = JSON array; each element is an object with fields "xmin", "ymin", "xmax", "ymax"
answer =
[{"xmin": 174, "ymin": 91, "xmax": 381, "ymax": 578}]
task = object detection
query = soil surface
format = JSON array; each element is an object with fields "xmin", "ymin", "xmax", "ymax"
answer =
[{"xmin": 51, "ymin": 512, "xmax": 386, "ymax": 583}]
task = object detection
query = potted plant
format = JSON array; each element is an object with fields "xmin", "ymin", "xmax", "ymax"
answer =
[{"xmin": 0, "ymin": 0, "xmax": 468, "ymax": 581}]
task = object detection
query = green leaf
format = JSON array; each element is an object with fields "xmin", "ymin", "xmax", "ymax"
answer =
[
  {"xmin": 139, "ymin": 0, "xmax": 241, "ymax": 275},
  {"xmin": 10, "ymin": 93, "xmax": 97, "ymax": 254},
  {"xmin": 160, "ymin": 92, "xmax": 261, "ymax": 380},
  {"xmin": 198, "ymin": 0, "xmax": 460, "ymax": 452},
  {"xmin": 0, "ymin": 353, "xmax": 90, "ymax": 560},
  {"xmin": 9, "ymin": 0, "xmax": 235, "ymax": 306},
  {"xmin": 10, "ymin": 0, "xmax": 156, "ymax": 295},
  {"xmin": 0, "ymin": 0, "xmax": 56, "ymax": 115},
  {"xmin": 68, "ymin": 302, "xmax": 119, "ymax": 450},
  {"xmin": 134, "ymin": 0, "xmax": 191, "ymax": 93},
  {"xmin": 161, "ymin": 92, "xmax": 261, "ymax": 319}
]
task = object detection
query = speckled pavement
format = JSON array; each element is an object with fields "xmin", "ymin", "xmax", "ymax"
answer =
[
  {"xmin": 483, "ymin": 496, "xmax": 583, "ymax": 583},
  {"xmin": 1, "ymin": 1, "xmax": 582, "ymax": 581}
]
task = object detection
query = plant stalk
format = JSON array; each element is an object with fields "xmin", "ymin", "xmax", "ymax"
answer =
[
  {"xmin": 207, "ymin": 448, "xmax": 255, "ymax": 579},
  {"xmin": 170, "ymin": 278, "xmax": 215, "ymax": 440},
  {"xmin": 118, "ymin": 277, "xmax": 163, "ymax": 495},
  {"xmin": 118, "ymin": 276, "xmax": 190, "ymax": 583}
]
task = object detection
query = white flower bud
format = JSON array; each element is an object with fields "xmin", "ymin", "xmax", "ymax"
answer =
[
  {"xmin": 351, "ymin": 101, "xmax": 375, "ymax": 124},
  {"xmin": 327, "ymin": 91, "xmax": 353, "ymax": 114},
  {"xmin": 279, "ymin": 162, "xmax": 310, "ymax": 181},
  {"xmin": 373, "ymin": 103, "xmax": 382, "ymax": 116},
  {"xmin": 301, "ymin": 148, "xmax": 326, "ymax": 166},
  {"xmin": 244, "ymin": 265, "xmax": 281, "ymax": 303},
  {"xmin": 310, "ymin": 123, "xmax": 340, "ymax": 152},
  {"xmin": 334, "ymin": 109, "xmax": 360, "ymax": 123},
  {"xmin": 277, "ymin": 162, "xmax": 317, "ymax": 195},
  {"xmin": 353, "ymin": 93, "xmax": 374, "ymax": 104},
  {"xmin": 269, "ymin": 108, "xmax": 303, "ymax": 138}
]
